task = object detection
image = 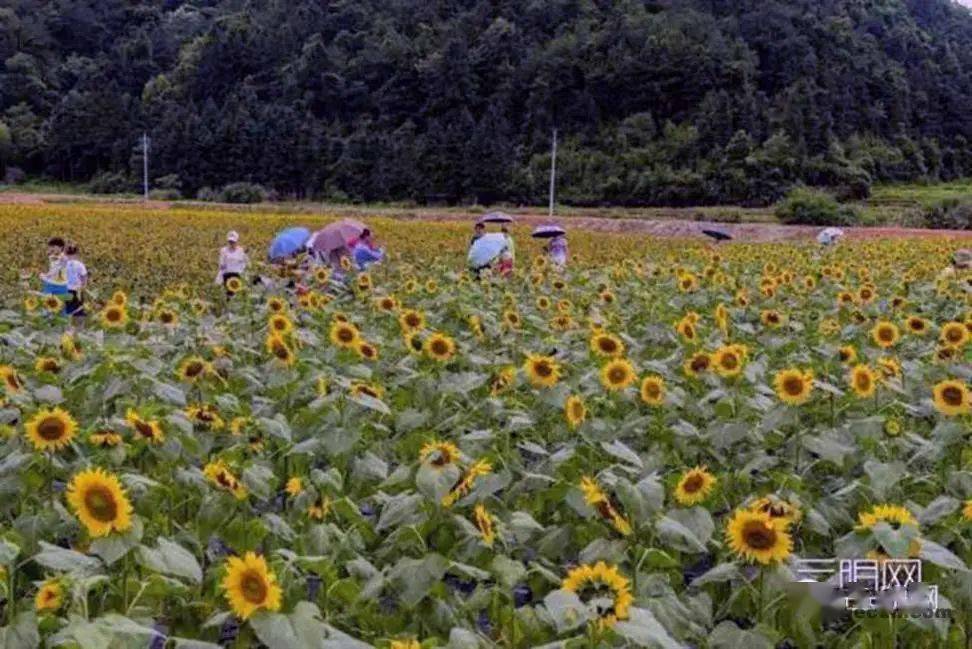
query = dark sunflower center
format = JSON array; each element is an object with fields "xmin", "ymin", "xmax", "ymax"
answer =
[
  {"xmin": 644, "ymin": 382, "xmax": 660, "ymax": 398},
  {"xmin": 185, "ymin": 362, "xmax": 204, "ymax": 377},
  {"xmin": 273, "ymin": 343, "xmax": 290, "ymax": 359},
  {"xmin": 107, "ymin": 309, "xmax": 121, "ymax": 322},
  {"xmin": 84, "ymin": 486, "xmax": 119, "ymax": 522},
  {"xmin": 534, "ymin": 361, "xmax": 552, "ymax": 377},
  {"xmin": 599, "ymin": 338, "xmax": 617, "ymax": 353},
  {"xmin": 5, "ymin": 374, "xmax": 20, "ymax": 390},
  {"xmin": 767, "ymin": 314, "xmax": 779, "ymax": 324},
  {"xmin": 945, "ymin": 328, "xmax": 962, "ymax": 343},
  {"xmin": 608, "ymin": 367, "xmax": 627, "ymax": 383},
  {"xmin": 855, "ymin": 373, "xmax": 871, "ymax": 391},
  {"xmin": 273, "ymin": 319, "xmax": 287, "ymax": 331},
  {"xmin": 783, "ymin": 377, "xmax": 804, "ymax": 396},
  {"xmin": 241, "ymin": 571, "xmax": 268, "ymax": 604},
  {"xmin": 878, "ymin": 327, "xmax": 893, "ymax": 341},
  {"xmin": 37, "ymin": 417, "xmax": 66, "ymax": 440},
  {"xmin": 135, "ymin": 421, "xmax": 155, "ymax": 438},
  {"xmin": 431, "ymin": 340, "xmax": 449, "ymax": 355},
  {"xmin": 406, "ymin": 314, "xmax": 420, "ymax": 327},
  {"xmin": 682, "ymin": 474, "xmax": 704, "ymax": 493},
  {"xmin": 720, "ymin": 354, "xmax": 738, "ymax": 369},
  {"xmin": 942, "ymin": 386, "xmax": 963, "ymax": 406},
  {"xmin": 571, "ymin": 401, "xmax": 584, "ymax": 418},
  {"xmin": 691, "ymin": 356, "xmax": 709, "ymax": 372},
  {"xmin": 742, "ymin": 521, "xmax": 776, "ymax": 550}
]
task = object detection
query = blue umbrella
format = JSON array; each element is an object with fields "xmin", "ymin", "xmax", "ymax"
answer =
[
  {"xmin": 468, "ymin": 233, "xmax": 508, "ymax": 268},
  {"xmin": 268, "ymin": 227, "xmax": 311, "ymax": 261}
]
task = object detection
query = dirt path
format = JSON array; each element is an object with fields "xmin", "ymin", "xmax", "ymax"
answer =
[{"xmin": 2, "ymin": 191, "xmax": 969, "ymax": 242}]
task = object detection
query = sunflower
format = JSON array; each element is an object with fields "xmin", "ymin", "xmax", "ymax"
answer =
[
  {"xmin": 579, "ymin": 476, "xmax": 632, "ymax": 536},
  {"xmin": 203, "ymin": 459, "xmax": 248, "ymax": 500},
  {"xmin": 857, "ymin": 504, "xmax": 918, "ymax": 530},
  {"xmin": 871, "ymin": 321, "xmax": 900, "ymax": 348},
  {"xmin": 712, "ymin": 345, "xmax": 744, "ymax": 377},
  {"xmin": 535, "ymin": 296, "xmax": 551, "ymax": 311},
  {"xmin": 66, "ymin": 468, "xmax": 134, "ymax": 537},
  {"xmin": 877, "ymin": 356, "xmax": 901, "ymax": 379},
  {"xmin": 838, "ymin": 345, "xmax": 857, "ymax": 365},
  {"xmin": 265, "ymin": 334, "xmax": 295, "ymax": 366},
  {"xmin": 590, "ymin": 333, "xmax": 625, "ymax": 358},
  {"xmin": 155, "ymin": 308, "xmax": 179, "ymax": 326},
  {"xmin": 940, "ymin": 321, "xmax": 969, "ymax": 348},
  {"xmin": 23, "ymin": 295, "xmax": 39, "ymax": 312},
  {"xmin": 43, "ymin": 294, "xmax": 63, "ymax": 312},
  {"xmin": 375, "ymin": 295, "xmax": 399, "ymax": 313},
  {"xmin": 962, "ymin": 500, "xmax": 972, "ymax": 521},
  {"xmin": 561, "ymin": 562, "xmax": 633, "ymax": 628},
  {"xmin": 849, "ymin": 364, "xmax": 878, "ymax": 398},
  {"xmin": 931, "ymin": 379, "xmax": 971, "ymax": 416},
  {"xmin": 350, "ymin": 381, "xmax": 384, "ymax": 400},
  {"xmin": 639, "ymin": 375, "xmax": 665, "ymax": 406},
  {"xmin": 60, "ymin": 332, "xmax": 82, "ymax": 360},
  {"xmin": 266, "ymin": 296, "xmax": 287, "ymax": 313},
  {"xmin": 268, "ymin": 314, "xmax": 294, "ymax": 336},
  {"xmin": 419, "ymin": 441, "xmax": 461, "ymax": 467},
  {"xmin": 356, "ymin": 340, "xmax": 380, "ymax": 361},
  {"xmin": 673, "ymin": 466, "xmax": 716, "ymax": 506},
  {"xmin": 177, "ymin": 356, "xmax": 211, "ymax": 383},
  {"xmin": 442, "ymin": 459, "xmax": 492, "ymax": 507},
  {"xmin": 329, "ymin": 321, "xmax": 360, "ymax": 349},
  {"xmin": 424, "ymin": 332, "xmax": 456, "ymax": 362},
  {"xmin": 125, "ymin": 409, "xmax": 165, "ymax": 444},
  {"xmin": 0, "ymin": 365, "xmax": 23, "ymax": 393},
  {"xmin": 773, "ymin": 368, "xmax": 814, "ymax": 405},
  {"xmin": 185, "ymin": 404, "xmax": 225, "ymax": 431},
  {"xmin": 35, "ymin": 578, "xmax": 63, "ymax": 612},
  {"xmin": 25, "ymin": 407, "xmax": 78, "ymax": 452},
  {"xmin": 472, "ymin": 503, "xmax": 496, "ymax": 547},
  {"xmin": 308, "ymin": 495, "xmax": 330, "ymax": 520},
  {"xmin": 89, "ymin": 430, "xmax": 123, "ymax": 448},
  {"xmin": 285, "ymin": 476, "xmax": 303, "ymax": 497},
  {"xmin": 110, "ymin": 290, "xmax": 128, "ymax": 307},
  {"xmin": 564, "ymin": 395, "xmax": 587, "ymax": 428},
  {"xmin": 221, "ymin": 552, "xmax": 282, "ymax": 620},
  {"xmin": 748, "ymin": 496, "xmax": 802, "ymax": 528},
  {"xmin": 675, "ymin": 318, "xmax": 697, "ymax": 343},
  {"xmin": 398, "ymin": 309, "xmax": 425, "ymax": 332},
  {"xmin": 600, "ymin": 358, "xmax": 636, "ymax": 391},
  {"xmin": 523, "ymin": 353, "xmax": 561, "ymax": 388},
  {"xmin": 489, "ymin": 366, "xmax": 517, "ymax": 396},
  {"xmin": 725, "ymin": 508, "xmax": 793, "ymax": 565},
  {"xmin": 904, "ymin": 315, "xmax": 929, "ymax": 335},
  {"xmin": 225, "ymin": 276, "xmax": 243, "ymax": 294},
  {"xmin": 760, "ymin": 309, "xmax": 785, "ymax": 329},
  {"xmin": 100, "ymin": 305, "xmax": 128, "ymax": 329},
  {"xmin": 683, "ymin": 351, "xmax": 711, "ymax": 378},
  {"xmin": 390, "ymin": 640, "xmax": 420, "ymax": 649},
  {"xmin": 502, "ymin": 309, "xmax": 522, "ymax": 330},
  {"xmin": 883, "ymin": 417, "xmax": 902, "ymax": 437}
]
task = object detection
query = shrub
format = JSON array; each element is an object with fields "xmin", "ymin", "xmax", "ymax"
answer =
[
  {"xmin": 87, "ymin": 171, "xmax": 133, "ymax": 195},
  {"xmin": 148, "ymin": 188, "xmax": 182, "ymax": 200},
  {"xmin": 217, "ymin": 182, "xmax": 267, "ymax": 204},
  {"xmin": 775, "ymin": 186, "xmax": 859, "ymax": 226},
  {"xmin": 154, "ymin": 174, "xmax": 182, "ymax": 191},
  {"xmin": 196, "ymin": 186, "xmax": 217, "ymax": 201},
  {"xmin": 3, "ymin": 167, "xmax": 25, "ymax": 185},
  {"xmin": 923, "ymin": 199, "xmax": 972, "ymax": 230}
]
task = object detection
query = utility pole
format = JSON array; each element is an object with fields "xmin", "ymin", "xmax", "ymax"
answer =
[
  {"xmin": 548, "ymin": 128, "xmax": 557, "ymax": 218},
  {"xmin": 141, "ymin": 132, "xmax": 150, "ymax": 201}
]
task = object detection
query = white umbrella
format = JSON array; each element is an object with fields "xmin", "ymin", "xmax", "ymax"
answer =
[{"xmin": 817, "ymin": 227, "xmax": 845, "ymax": 245}]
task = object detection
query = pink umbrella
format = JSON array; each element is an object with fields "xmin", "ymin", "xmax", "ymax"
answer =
[{"xmin": 308, "ymin": 219, "xmax": 367, "ymax": 254}]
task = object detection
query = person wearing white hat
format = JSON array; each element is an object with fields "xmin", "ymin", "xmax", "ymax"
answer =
[{"xmin": 215, "ymin": 230, "xmax": 249, "ymax": 295}]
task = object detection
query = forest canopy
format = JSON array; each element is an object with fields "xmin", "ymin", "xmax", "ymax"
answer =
[{"xmin": 1, "ymin": 0, "xmax": 971, "ymax": 206}]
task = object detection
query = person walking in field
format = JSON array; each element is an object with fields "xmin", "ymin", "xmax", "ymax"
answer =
[
  {"xmin": 349, "ymin": 228, "xmax": 384, "ymax": 271},
  {"xmin": 40, "ymin": 236, "xmax": 68, "ymax": 296},
  {"xmin": 64, "ymin": 243, "xmax": 88, "ymax": 322},
  {"xmin": 216, "ymin": 231, "xmax": 248, "ymax": 295}
]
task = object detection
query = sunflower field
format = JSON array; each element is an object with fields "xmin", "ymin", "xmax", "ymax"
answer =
[{"xmin": 0, "ymin": 203, "xmax": 971, "ymax": 648}]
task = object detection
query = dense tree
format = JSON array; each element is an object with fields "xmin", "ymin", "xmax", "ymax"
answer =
[{"xmin": 1, "ymin": 0, "xmax": 971, "ymax": 205}]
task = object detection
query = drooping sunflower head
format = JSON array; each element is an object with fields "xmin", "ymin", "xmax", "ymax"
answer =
[
  {"xmin": 125, "ymin": 409, "xmax": 165, "ymax": 444},
  {"xmin": 599, "ymin": 358, "xmax": 636, "ymax": 391},
  {"xmin": 871, "ymin": 321, "xmax": 900, "ymax": 348},
  {"xmin": 932, "ymin": 379, "xmax": 971, "ymax": 416},
  {"xmin": 66, "ymin": 467, "xmax": 134, "ymax": 537},
  {"xmin": 561, "ymin": 562, "xmax": 633, "ymax": 628},
  {"xmin": 350, "ymin": 381, "xmax": 384, "ymax": 400},
  {"xmin": 674, "ymin": 466, "xmax": 716, "ymax": 506},
  {"xmin": 221, "ymin": 552, "xmax": 282, "ymax": 620},
  {"xmin": 838, "ymin": 345, "xmax": 857, "ymax": 364},
  {"xmin": 565, "ymin": 395, "xmax": 587, "ymax": 428},
  {"xmin": 726, "ymin": 508, "xmax": 793, "ymax": 565},
  {"xmin": 60, "ymin": 332, "xmax": 82, "ymax": 360},
  {"xmin": 472, "ymin": 503, "xmax": 496, "ymax": 547},
  {"xmin": 748, "ymin": 495, "xmax": 802, "ymax": 528},
  {"xmin": 25, "ymin": 407, "xmax": 78, "ymax": 452},
  {"xmin": 89, "ymin": 430, "xmax": 123, "ymax": 448},
  {"xmin": 523, "ymin": 353, "xmax": 561, "ymax": 388},
  {"xmin": 590, "ymin": 333, "xmax": 624, "ymax": 359},
  {"xmin": 424, "ymin": 332, "xmax": 456, "ymax": 362},
  {"xmin": 265, "ymin": 334, "xmax": 295, "ymax": 366},
  {"xmin": 285, "ymin": 476, "xmax": 303, "ymax": 497},
  {"xmin": 0, "ymin": 365, "xmax": 23, "ymax": 394},
  {"xmin": 857, "ymin": 504, "xmax": 918, "ymax": 531},
  {"xmin": 773, "ymin": 368, "xmax": 814, "ymax": 405},
  {"xmin": 35, "ymin": 578, "xmax": 64, "ymax": 612},
  {"xmin": 419, "ymin": 441, "xmax": 461, "ymax": 467}
]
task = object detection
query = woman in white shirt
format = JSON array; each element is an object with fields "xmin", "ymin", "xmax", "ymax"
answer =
[{"xmin": 216, "ymin": 231, "xmax": 249, "ymax": 295}]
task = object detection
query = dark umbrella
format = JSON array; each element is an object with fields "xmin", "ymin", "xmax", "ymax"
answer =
[
  {"xmin": 702, "ymin": 229, "xmax": 733, "ymax": 242},
  {"xmin": 477, "ymin": 211, "xmax": 515, "ymax": 225},
  {"xmin": 531, "ymin": 225, "xmax": 566, "ymax": 239}
]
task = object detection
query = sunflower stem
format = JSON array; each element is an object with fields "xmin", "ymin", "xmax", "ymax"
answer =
[{"xmin": 757, "ymin": 568, "xmax": 766, "ymax": 626}]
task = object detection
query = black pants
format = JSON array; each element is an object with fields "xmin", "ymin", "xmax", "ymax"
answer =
[{"xmin": 65, "ymin": 290, "xmax": 85, "ymax": 317}]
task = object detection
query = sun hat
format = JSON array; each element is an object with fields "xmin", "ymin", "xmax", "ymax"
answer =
[{"xmin": 227, "ymin": 231, "xmax": 239, "ymax": 243}]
